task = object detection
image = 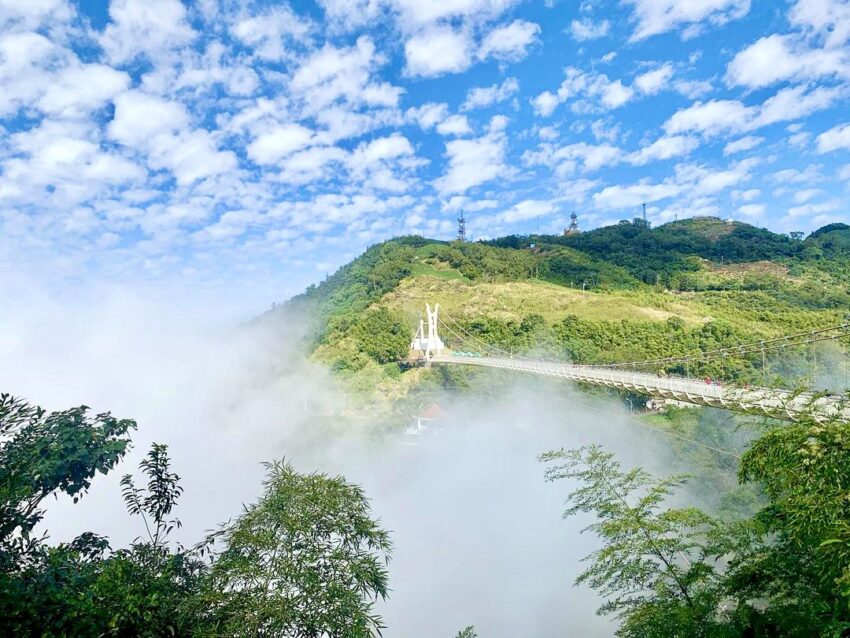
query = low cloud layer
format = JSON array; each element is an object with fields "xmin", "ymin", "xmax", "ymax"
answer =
[{"xmin": 0, "ymin": 285, "xmax": 679, "ymax": 637}]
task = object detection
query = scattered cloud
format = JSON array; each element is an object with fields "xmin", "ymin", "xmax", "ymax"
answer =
[
  {"xmin": 634, "ymin": 63, "xmax": 674, "ymax": 95},
  {"xmin": 723, "ymin": 135, "xmax": 764, "ymax": 155},
  {"xmin": 817, "ymin": 122, "xmax": 850, "ymax": 152},
  {"xmin": 1, "ymin": 0, "xmax": 849, "ymax": 306},
  {"xmin": 570, "ymin": 18, "xmax": 611, "ymax": 41},
  {"xmin": 624, "ymin": 0, "xmax": 751, "ymax": 41},
  {"xmin": 462, "ymin": 77, "xmax": 519, "ymax": 111},
  {"xmin": 478, "ymin": 19, "xmax": 540, "ymax": 62},
  {"xmin": 405, "ymin": 26, "xmax": 472, "ymax": 77},
  {"xmin": 434, "ymin": 116, "xmax": 509, "ymax": 195}
]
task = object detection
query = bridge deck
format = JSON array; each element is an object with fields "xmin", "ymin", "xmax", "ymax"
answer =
[{"xmin": 430, "ymin": 355, "xmax": 846, "ymax": 422}]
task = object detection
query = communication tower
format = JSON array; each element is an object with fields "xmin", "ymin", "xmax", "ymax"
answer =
[
  {"xmin": 564, "ymin": 211, "xmax": 580, "ymax": 236},
  {"xmin": 457, "ymin": 211, "xmax": 467, "ymax": 242}
]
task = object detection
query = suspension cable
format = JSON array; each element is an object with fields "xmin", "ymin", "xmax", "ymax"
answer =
[
  {"xmin": 432, "ymin": 308, "xmax": 850, "ymax": 381},
  {"xmin": 604, "ymin": 324, "xmax": 850, "ymax": 370}
]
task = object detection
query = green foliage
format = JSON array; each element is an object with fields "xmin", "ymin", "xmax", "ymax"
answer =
[
  {"xmin": 723, "ymin": 418, "xmax": 850, "ymax": 635},
  {"xmin": 0, "ymin": 393, "xmax": 135, "ymax": 566},
  {"xmin": 0, "ymin": 394, "xmax": 395, "ymax": 637},
  {"xmin": 454, "ymin": 626, "xmax": 478, "ymax": 638},
  {"xmin": 121, "ymin": 443, "xmax": 184, "ymax": 546},
  {"xmin": 200, "ymin": 459, "xmax": 392, "ymax": 637},
  {"xmin": 0, "ymin": 431, "xmax": 204, "ymax": 637},
  {"xmin": 547, "ymin": 401, "xmax": 850, "ymax": 637},
  {"xmin": 284, "ymin": 236, "xmax": 428, "ymax": 333},
  {"xmin": 542, "ymin": 445, "xmax": 737, "ymax": 637},
  {"xmin": 348, "ymin": 307, "xmax": 411, "ymax": 364}
]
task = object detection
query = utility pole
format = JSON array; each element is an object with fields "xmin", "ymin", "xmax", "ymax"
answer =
[{"xmin": 761, "ymin": 342, "xmax": 767, "ymax": 385}]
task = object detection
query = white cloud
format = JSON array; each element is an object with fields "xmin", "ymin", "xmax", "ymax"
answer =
[
  {"xmin": 461, "ymin": 77, "xmax": 519, "ymax": 111},
  {"xmin": 570, "ymin": 18, "xmax": 611, "ymax": 41},
  {"xmin": 148, "ymin": 130, "xmax": 237, "ymax": 186},
  {"xmin": 789, "ymin": 0, "xmax": 850, "ymax": 48},
  {"xmin": 664, "ymin": 99, "xmax": 754, "ymax": 136},
  {"xmin": 100, "ymin": 0, "xmax": 196, "ymax": 64},
  {"xmin": 723, "ymin": 135, "xmax": 764, "ymax": 154},
  {"xmin": 624, "ymin": 0, "xmax": 751, "ymax": 41},
  {"xmin": 840, "ymin": 163, "xmax": 850, "ymax": 180},
  {"xmin": 600, "ymin": 80, "xmax": 635, "ymax": 109},
  {"xmin": 634, "ymin": 63, "xmax": 674, "ymax": 94},
  {"xmin": 2, "ymin": 120, "xmax": 143, "ymax": 207},
  {"xmin": 0, "ymin": 0, "xmax": 73, "ymax": 30},
  {"xmin": 524, "ymin": 141, "xmax": 624, "ymax": 173},
  {"xmin": 316, "ymin": 0, "xmax": 385, "ymax": 30},
  {"xmin": 351, "ymin": 133, "xmax": 414, "ymax": 165},
  {"xmin": 726, "ymin": 34, "xmax": 850, "ymax": 88},
  {"xmin": 277, "ymin": 146, "xmax": 347, "ymax": 184},
  {"xmin": 733, "ymin": 188, "xmax": 761, "ymax": 201},
  {"xmin": 391, "ymin": 0, "xmax": 521, "ymax": 29},
  {"xmin": 665, "ymin": 86, "xmax": 845, "ymax": 138},
  {"xmin": 108, "ymin": 91, "xmax": 189, "ymax": 147},
  {"xmin": 437, "ymin": 114, "xmax": 472, "ymax": 136},
  {"xmin": 404, "ymin": 26, "xmax": 472, "ymax": 77},
  {"xmin": 593, "ymin": 159, "xmax": 757, "ymax": 210},
  {"xmin": 442, "ymin": 195, "xmax": 499, "ymax": 212},
  {"xmin": 738, "ymin": 203, "xmax": 766, "ymax": 217},
  {"xmin": 247, "ymin": 124, "xmax": 315, "ymax": 165},
  {"xmin": 531, "ymin": 67, "xmax": 639, "ymax": 116},
  {"xmin": 772, "ymin": 165, "xmax": 826, "ymax": 183},
  {"xmin": 108, "ymin": 91, "xmax": 235, "ymax": 185},
  {"xmin": 434, "ymin": 118, "xmax": 508, "ymax": 194},
  {"xmin": 38, "ymin": 64, "xmax": 129, "ymax": 117},
  {"xmin": 405, "ymin": 103, "xmax": 449, "ymax": 129},
  {"xmin": 788, "ymin": 199, "xmax": 841, "ymax": 216},
  {"xmin": 794, "ymin": 187, "xmax": 824, "ymax": 203},
  {"xmin": 531, "ymin": 91, "xmax": 560, "ymax": 117},
  {"xmin": 497, "ymin": 199, "xmax": 555, "ymax": 223},
  {"xmin": 230, "ymin": 6, "xmax": 313, "ymax": 61},
  {"xmin": 594, "ymin": 181, "xmax": 686, "ymax": 209},
  {"xmin": 478, "ymin": 19, "xmax": 540, "ymax": 61},
  {"xmin": 817, "ymin": 122, "xmax": 850, "ymax": 152},
  {"xmin": 291, "ymin": 36, "xmax": 401, "ymax": 112},
  {"xmin": 629, "ymin": 135, "xmax": 700, "ymax": 165},
  {"xmin": 755, "ymin": 84, "xmax": 847, "ymax": 127}
]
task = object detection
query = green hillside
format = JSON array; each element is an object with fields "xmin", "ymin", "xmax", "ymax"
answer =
[{"xmin": 270, "ymin": 216, "xmax": 850, "ymax": 413}]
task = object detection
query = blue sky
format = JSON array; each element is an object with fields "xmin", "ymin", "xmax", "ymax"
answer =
[{"xmin": 2, "ymin": 0, "xmax": 850, "ymax": 313}]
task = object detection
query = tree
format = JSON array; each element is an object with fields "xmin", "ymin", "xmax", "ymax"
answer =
[
  {"xmin": 121, "ymin": 443, "xmax": 184, "ymax": 548},
  {"xmin": 541, "ymin": 445, "xmax": 740, "ymax": 638},
  {"xmin": 1, "ymin": 438, "xmax": 207, "ymax": 637},
  {"xmin": 722, "ymin": 417, "xmax": 850, "ymax": 635},
  {"xmin": 200, "ymin": 460, "xmax": 392, "ymax": 637},
  {"xmin": 93, "ymin": 443, "xmax": 208, "ymax": 636},
  {"xmin": 0, "ymin": 393, "xmax": 135, "ymax": 566}
]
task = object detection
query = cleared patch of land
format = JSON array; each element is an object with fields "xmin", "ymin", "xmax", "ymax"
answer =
[{"xmin": 382, "ymin": 275, "xmax": 712, "ymax": 325}]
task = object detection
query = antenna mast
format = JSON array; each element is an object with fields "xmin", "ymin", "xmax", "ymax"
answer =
[{"xmin": 457, "ymin": 211, "xmax": 467, "ymax": 242}]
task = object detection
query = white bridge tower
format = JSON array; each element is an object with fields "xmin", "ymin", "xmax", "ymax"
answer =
[{"xmin": 410, "ymin": 303, "xmax": 445, "ymax": 361}]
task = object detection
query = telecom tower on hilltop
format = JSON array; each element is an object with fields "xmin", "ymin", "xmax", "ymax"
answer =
[
  {"xmin": 564, "ymin": 211, "xmax": 580, "ymax": 236},
  {"xmin": 457, "ymin": 211, "xmax": 467, "ymax": 242}
]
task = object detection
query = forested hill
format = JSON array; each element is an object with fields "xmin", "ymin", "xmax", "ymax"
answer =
[
  {"xmin": 269, "ymin": 216, "xmax": 850, "ymax": 406},
  {"xmin": 282, "ymin": 216, "xmax": 850, "ymax": 323}
]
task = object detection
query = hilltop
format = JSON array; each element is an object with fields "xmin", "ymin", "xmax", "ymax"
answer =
[{"xmin": 268, "ymin": 217, "xmax": 850, "ymax": 414}]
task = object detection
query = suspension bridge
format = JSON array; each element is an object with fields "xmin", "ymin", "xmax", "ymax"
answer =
[{"xmin": 409, "ymin": 304, "xmax": 850, "ymax": 423}]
